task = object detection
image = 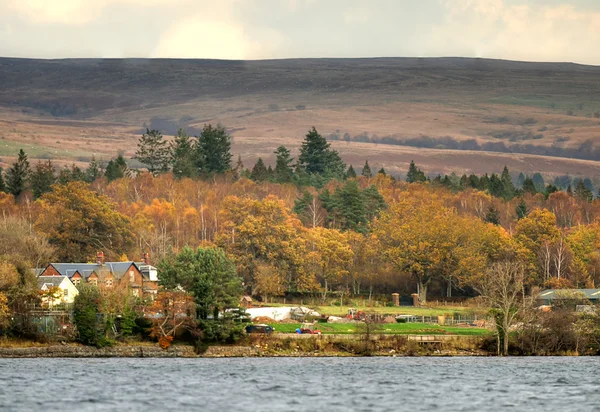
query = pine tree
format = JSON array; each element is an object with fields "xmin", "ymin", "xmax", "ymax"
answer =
[
  {"xmin": 532, "ymin": 173, "xmax": 545, "ymax": 192},
  {"xmin": 250, "ymin": 158, "xmax": 268, "ymax": 182},
  {"xmin": 170, "ymin": 128, "xmax": 196, "ymax": 179},
  {"xmin": 566, "ymin": 184, "xmax": 573, "ymax": 196},
  {"xmin": 468, "ymin": 174, "xmax": 481, "ymax": 189},
  {"xmin": 297, "ymin": 127, "xmax": 345, "ymax": 176},
  {"xmin": 330, "ymin": 180, "xmax": 368, "ymax": 232},
  {"xmin": 575, "ymin": 179, "xmax": 593, "ymax": 202},
  {"xmin": 522, "ymin": 176, "xmax": 537, "ymax": 195},
  {"xmin": 345, "ymin": 165, "xmax": 357, "ymax": 179},
  {"xmin": 195, "ymin": 124, "xmax": 233, "ymax": 175},
  {"xmin": 233, "ymin": 155, "xmax": 244, "ymax": 179},
  {"xmin": 267, "ymin": 165, "xmax": 274, "ymax": 180},
  {"xmin": 362, "ymin": 184, "xmax": 387, "ymax": 221},
  {"xmin": 105, "ymin": 154, "xmax": 128, "ymax": 182},
  {"xmin": 85, "ymin": 156, "xmax": 102, "ymax": 183},
  {"xmin": 361, "ymin": 161, "xmax": 372, "ymax": 178},
  {"xmin": 485, "ymin": 204, "xmax": 500, "ymax": 225},
  {"xmin": 0, "ymin": 168, "xmax": 6, "ymax": 193},
  {"xmin": 58, "ymin": 164, "xmax": 85, "ymax": 185},
  {"xmin": 135, "ymin": 129, "xmax": 170, "ymax": 175},
  {"xmin": 30, "ymin": 160, "xmax": 57, "ymax": 199},
  {"xmin": 500, "ymin": 166, "xmax": 516, "ymax": 200},
  {"xmin": 377, "ymin": 167, "xmax": 386, "ymax": 176},
  {"xmin": 516, "ymin": 199, "xmax": 528, "ymax": 220},
  {"xmin": 406, "ymin": 161, "xmax": 427, "ymax": 183},
  {"xmin": 5, "ymin": 149, "xmax": 30, "ymax": 198},
  {"xmin": 273, "ymin": 146, "xmax": 294, "ymax": 183}
]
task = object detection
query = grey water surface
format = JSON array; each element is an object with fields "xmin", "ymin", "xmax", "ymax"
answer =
[{"xmin": 0, "ymin": 357, "xmax": 598, "ymax": 412}]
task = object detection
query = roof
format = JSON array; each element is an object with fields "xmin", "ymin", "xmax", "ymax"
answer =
[
  {"xmin": 37, "ymin": 276, "xmax": 68, "ymax": 289},
  {"xmin": 47, "ymin": 262, "xmax": 141, "ymax": 280},
  {"xmin": 539, "ymin": 289, "xmax": 600, "ymax": 300}
]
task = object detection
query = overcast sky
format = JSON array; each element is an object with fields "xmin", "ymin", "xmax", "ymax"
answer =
[{"xmin": 1, "ymin": 0, "xmax": 599, "ymax": 64}]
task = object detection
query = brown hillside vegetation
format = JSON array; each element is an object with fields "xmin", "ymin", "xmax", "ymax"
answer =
[{"xmin": 1, "ymin": 57, "xmax": 600, "ymax": 177}]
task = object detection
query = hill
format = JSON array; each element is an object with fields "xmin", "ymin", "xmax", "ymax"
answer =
[{"xmin": 1, "ymin": 57, "xmax": 600, "ymax": 177}]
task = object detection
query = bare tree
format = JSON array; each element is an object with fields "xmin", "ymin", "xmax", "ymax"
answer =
[{"xmin": 474, "ymin": 260, "xmax": 534, "ymax": 356}]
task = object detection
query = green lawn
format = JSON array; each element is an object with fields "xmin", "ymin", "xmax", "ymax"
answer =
[
  {"xmin": 309, "ymin": 305, "xmax": 484, "ymax": 317},
  {"xmin": 268, "ymin": 322, "xmax": 490, "ymax": 336}
]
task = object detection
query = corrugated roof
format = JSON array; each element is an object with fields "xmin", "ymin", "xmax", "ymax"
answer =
[{"xmin": 539, "ymin": 289, "xmax": 600, "ymax": 300}]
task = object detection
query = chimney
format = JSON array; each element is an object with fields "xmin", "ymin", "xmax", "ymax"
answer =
[
  {"xmin": 96, "ymin": 251, "xmax": 105, "ymax": 265},
  {"xmin": 143, "ymin": 252, "xmax": 150, "ymax": 265}
]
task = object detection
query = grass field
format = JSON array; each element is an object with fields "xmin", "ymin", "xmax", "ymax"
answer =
[
  {"xmin": 268, "ymin": 322, "xmax": 490, "ymax": 336},
  {"xmin": 309, "ymin": 305, "xmax": 485, "ymax": 317}
]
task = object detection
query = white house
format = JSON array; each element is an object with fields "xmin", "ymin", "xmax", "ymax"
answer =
[{"xmin": 37, "ymin": 276, "xmax": 79, "ymax": 307}]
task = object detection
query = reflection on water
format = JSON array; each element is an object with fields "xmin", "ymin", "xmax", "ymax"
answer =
[{"xmin": 0, "ymin": 357, "xmax": 598, "ymax": 412}]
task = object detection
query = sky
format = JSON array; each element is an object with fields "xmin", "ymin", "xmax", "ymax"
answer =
[{"xmin": 1, "ymin": 0, "xmax": 600, "ymax": 65}]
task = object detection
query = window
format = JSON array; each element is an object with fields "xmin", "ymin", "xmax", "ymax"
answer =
[
  {"xmin": 64, "ymin": 289, "xmax": 69, "ymax": 297},
  {"xmin": 129, "ymin": 271, "xmax": 135, "ymax": 283},
  {"xmin": 90, "ymin": 278, "xmax": 98, "ymax": 286},
  {"xmin": 73, "ymin": 278, "xmax": 80, "ymax": 286},
  {"xmin": 132, "ymin": 289, "xmax": 139, "ymax": 297},
  {"xmin": 106, "ymin": 278, "xmax": 113, "ymax": 288}
]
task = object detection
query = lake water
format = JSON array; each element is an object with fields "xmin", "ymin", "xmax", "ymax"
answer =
[{"xmin": 0, "ymin": 357, "xmax": 598, "ymax": 411}]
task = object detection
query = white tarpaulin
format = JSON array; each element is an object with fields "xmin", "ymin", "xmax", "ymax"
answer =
[{"xmin": 246, "ymin": 306, "xmax": 320, "ymax": 321}]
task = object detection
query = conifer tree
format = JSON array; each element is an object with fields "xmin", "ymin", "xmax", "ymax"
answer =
[
  {"xmin": 273, "ymin": 145, "xmax": 294, "ymax": 183},
  {"xmin": 406, "ymin": 161, "xmax": 427, "ymax": 183},
  {"xmin": 532, "ymin": 173, "xmax": 545, "ymax": 192},
  {"xmin": 377, "ymin": 167, "xmax": 386, "ymax": 176},
  {"xmin": 250, "ymin": 158, "xmax": 268, "ymax": 182},
  {"xmin": 135, "ymin": 129, "xmax": 170, "ymax": 175},
  {"xmin": 105, "ymin": 154, "xmax": 128, "ymax": 182},
  {"xmin": 30, "ymin": 160, "xmax": 57, "ymax": 199},
  {"xmin": 516, "ymin": 199, "xmax": 528, "ymax": 220},
  {"xmin": 485, "ymin": 204, "xmax": 500, "ymax": 225},
  {"xmin": 345, "ymin": 165, "xmax": 357, "ymax": 179},
  {"xmin": 85, "ymin": 156, "xmax": 102, "ymax": 183},
  {"xmin": 363, "ymin": 184, "xmax": 387, "ymax": 221},
  {"xmin": 297, "ymin": 127, "xmax": 345, "ymax": 176},
  {"xmin": 575, "ymin": 179, "xmax": 593, "ymax": 202},
  {"xmin": 233, "ymin": 155, "xmax": 245, "ymax": 179},
  {"xmin": 170, "ymin": 128, "xmax": 196, "ymax": 179},
  {"xmin": 500, "ymin": 166, "xmax": 516, "ymax": 200},
  {"xmin": 5, "ymin": 149, "xmax": 30, "ymax": 198},
  {"xmin": 195, "ymin": 124, "xmax": 232, "ymax": 175},
  {"xmin": 361, "ymin": 161, "xmax": 372, "ymax": 178},
  {"xmin": 522, "ymin": 176, "xmax": 537, "ymax": 195}
]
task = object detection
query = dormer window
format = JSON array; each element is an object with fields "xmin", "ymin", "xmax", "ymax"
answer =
[{"xmin": 105, "ymin": 278, "xmax": 113, "ymax": 288}]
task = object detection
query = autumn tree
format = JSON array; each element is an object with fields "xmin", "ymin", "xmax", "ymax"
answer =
[
  {"xmin": 158, "ymin": 246, "xmax": 242, "ymax": 319},
  {"xmin": 375, "ymin": 196, "xmax": 487, "ymax": 303},
  {"xmin": 35, "ymin": 182, "xmax": 135, "ymax": 262},
  {"xmin": 135, "ymin": 129, "xmax": 170, "ymax": 175},
  {"xmin": 5, "ymin": 149, "xmax": 30, "ymax": 198},
  {"xmin": 216, "ymin": 195, "xmax": 306, "ymax": 293},
  {"xmin": 293, "ymin": 190, "xmax": 326, "ymax": 229},
  {"xmin": 148, "ymin": 290, "xmax": 197, "ymax": 349},
  {"xmin": 306, "ymin": 227, "xmax": 353, "ymax": 298},
  {"xmin": 194, "ymin": 124, "xmax": 232, "ymax": 175},
  {"xmin": 30, "ymin": 160, "xmax": 57, "ymax": 199},
  {"xmin": 473, "ymin": 260, "xmax": 535, "ymax": 356}
]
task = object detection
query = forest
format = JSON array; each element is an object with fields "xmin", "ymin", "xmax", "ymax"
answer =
[{"xmin": 1, "ymin": 125, "xmax": 599, "ymax": 304}]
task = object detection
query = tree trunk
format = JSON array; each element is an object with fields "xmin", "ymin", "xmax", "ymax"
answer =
[
  {"xmin": 417, "ymin": 278, "xmax": 428, "ymax": 303},
  {"xmin": 503, "ymin": 316, "xmax": 510, "ymax": 356},
  {"xmin": 446, "ymin": 280, "xmax": 452, "ymax": 298}
]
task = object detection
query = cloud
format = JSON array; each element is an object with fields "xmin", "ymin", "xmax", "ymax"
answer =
[
  {"xmin": 434, "ymin": 0, "xmax": 600, "ymax": 64},
  {"xmin": 3, "ymin": 0, "xmax": 186, "ymax": 25}
]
